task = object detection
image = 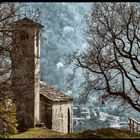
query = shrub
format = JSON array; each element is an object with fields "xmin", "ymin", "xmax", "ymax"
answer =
[{"xmin": 0, "ymin": 99, "xmax": 18, "ymax": 137}]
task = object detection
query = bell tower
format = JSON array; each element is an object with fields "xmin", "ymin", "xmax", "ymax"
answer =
[{"xmin": 11, "ymin": 18, "xmax": 43, "ymax": 131}]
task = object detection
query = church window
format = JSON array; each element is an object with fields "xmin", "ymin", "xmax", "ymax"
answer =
[{"xmin": 19, "ymin": 31, "xmax": 29, "ymax": 41}]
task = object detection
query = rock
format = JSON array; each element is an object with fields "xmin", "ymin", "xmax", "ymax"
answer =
[
  {"xmin": 82, "ymin": 130, "xmax": 101, "ymax": 138},
  {"xmin": 35, "ymin": 123, "xmax": 46, "ymax": 128}
]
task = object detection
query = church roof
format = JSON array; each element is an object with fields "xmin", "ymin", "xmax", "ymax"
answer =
[
  {"xmin": 10, "ymin": 17, "xmax": 43, "ymax": 28},
  {"xmin": 40, "ymin": 81, "xmax": 73, "ymax": 103}
]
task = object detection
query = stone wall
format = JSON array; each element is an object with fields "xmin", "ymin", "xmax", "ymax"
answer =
[
  {"xmin": 52, "ymin": 102, "xmax": 73, "ymax": 133},
  {"xmin": 11, "ymin": 26, "xmax": 41, "ymax": 131},
  {"xmin": 34, "ymin": 29, "xmax": 41, "ymax": 126}
]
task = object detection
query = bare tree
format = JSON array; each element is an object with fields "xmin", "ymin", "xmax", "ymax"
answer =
[
  {"xmin": 70, "ymin": 3, "xmax": 140, "ymax": 113},
  {"xmin": 0, "ymin": 2, "xmax": 20, "ymax": 135},
  {"xmin": 0, "ymin": 2, "xmax": 42, "ymax": 135}
]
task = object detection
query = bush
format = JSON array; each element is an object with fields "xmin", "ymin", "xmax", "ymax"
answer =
[{"xmin": 0, "ymin": 99, "xmax": 18, "ymax": 137}]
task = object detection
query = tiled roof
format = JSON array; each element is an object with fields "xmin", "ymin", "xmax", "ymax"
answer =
[
  {"xmin": 40, "ymin": 81, "xmax": 73, "ymax": 102},
  {"xmin": 10, "ymin": 17, "xmax": 43, "ymax": 28}
]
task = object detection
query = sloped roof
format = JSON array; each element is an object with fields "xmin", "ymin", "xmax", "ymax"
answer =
[
  {"xmin": 40, "ymin": 81, "xmax": 73, "ymax": 103},
  {"xmin": 10, "ymin": 17, "xmax": 43, "ymax": 28}
]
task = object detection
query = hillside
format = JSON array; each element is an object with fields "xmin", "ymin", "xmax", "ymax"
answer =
[{"xmin": 8, "ymin": 127, "xmax": 140, "ymax": 138}]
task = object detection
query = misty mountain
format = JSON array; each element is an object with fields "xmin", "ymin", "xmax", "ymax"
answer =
[{"xmin": 27, "ymin": 3, "xmax": 92, "ymax": 94}]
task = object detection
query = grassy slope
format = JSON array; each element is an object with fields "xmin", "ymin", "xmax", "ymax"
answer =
[{"xmin": 9, "ymin": 127, "xmax": 140, "ymax": 138}]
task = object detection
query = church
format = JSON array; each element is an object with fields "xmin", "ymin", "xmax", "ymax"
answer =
[{"xmin": 10, "ymin": 17, "xmax": 73, "ymax": 133}]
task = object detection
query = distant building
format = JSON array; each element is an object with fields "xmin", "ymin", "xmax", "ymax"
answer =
[
  {"xmin": 108, "ymin": 120, "xmax": 120, "ymax": 128},
  {"xmin": 73, "ymin": 117, "xmax": 85, "ymax": 126},
  {"xmin": 81, "ymin": 111, "xmax": 90, "ymax": 120},
  {"xmin": 73, "ymin": 105, "xmax": 127, "ymax": 131}
]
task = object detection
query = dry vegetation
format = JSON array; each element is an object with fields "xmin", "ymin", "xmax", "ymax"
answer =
[{"xmin": 9, "ymin": 127, "xmax": 140, "ymax": 138}]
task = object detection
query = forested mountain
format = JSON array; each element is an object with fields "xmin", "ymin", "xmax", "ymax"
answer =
[
  {"xmin": 27, "ymin": 3, "xmax": 91, "ymax": 94},
  {"xmin": 27, "ymin": 3, "xmax": 140, "ymax": 129}
]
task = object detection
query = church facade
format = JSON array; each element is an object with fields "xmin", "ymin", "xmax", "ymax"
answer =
[{"xmin": 10, "ymin": 18, "xmax": 73, "ymax": 133}]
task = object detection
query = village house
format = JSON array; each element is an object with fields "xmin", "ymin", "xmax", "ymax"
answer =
[
  {"xmin": 10, "ymin": 17, "xmax": 73, "ymax": 133},
  {"xmin": 73, "ymin": 105, "xmax": 128, "ymax": 131}
]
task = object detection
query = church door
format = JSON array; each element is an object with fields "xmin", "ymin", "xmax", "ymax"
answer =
[{"xmin": 68, "ymin": 109, "xmax": 70, "ymax": 133}]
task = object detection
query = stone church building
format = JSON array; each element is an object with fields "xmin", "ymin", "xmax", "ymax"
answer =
[{"xmin": 10, "ymin": 18, "xmax": 73, "ymax": 133}]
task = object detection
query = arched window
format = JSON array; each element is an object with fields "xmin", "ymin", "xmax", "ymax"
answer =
[{"xmin": 19, "ymin": 31, "xmax": 29, "ymax": 41}]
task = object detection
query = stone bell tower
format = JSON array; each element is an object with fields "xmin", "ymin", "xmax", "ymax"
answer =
[{"xmin": 10, "ymin": 18, "xmax": 43, "ymax": 131}]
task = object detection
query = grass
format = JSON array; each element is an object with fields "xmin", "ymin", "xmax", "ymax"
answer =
[
  {"xmin": 82, "ymin": 128, "xmax": 140, "ymax": 138},
  {"xmin": 9, "ymin": 127, "xmax": 140, "ymax": 138},
  {"xmin": 10, "ymin": 127, "xmax": 65, "ymax": 138}
]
